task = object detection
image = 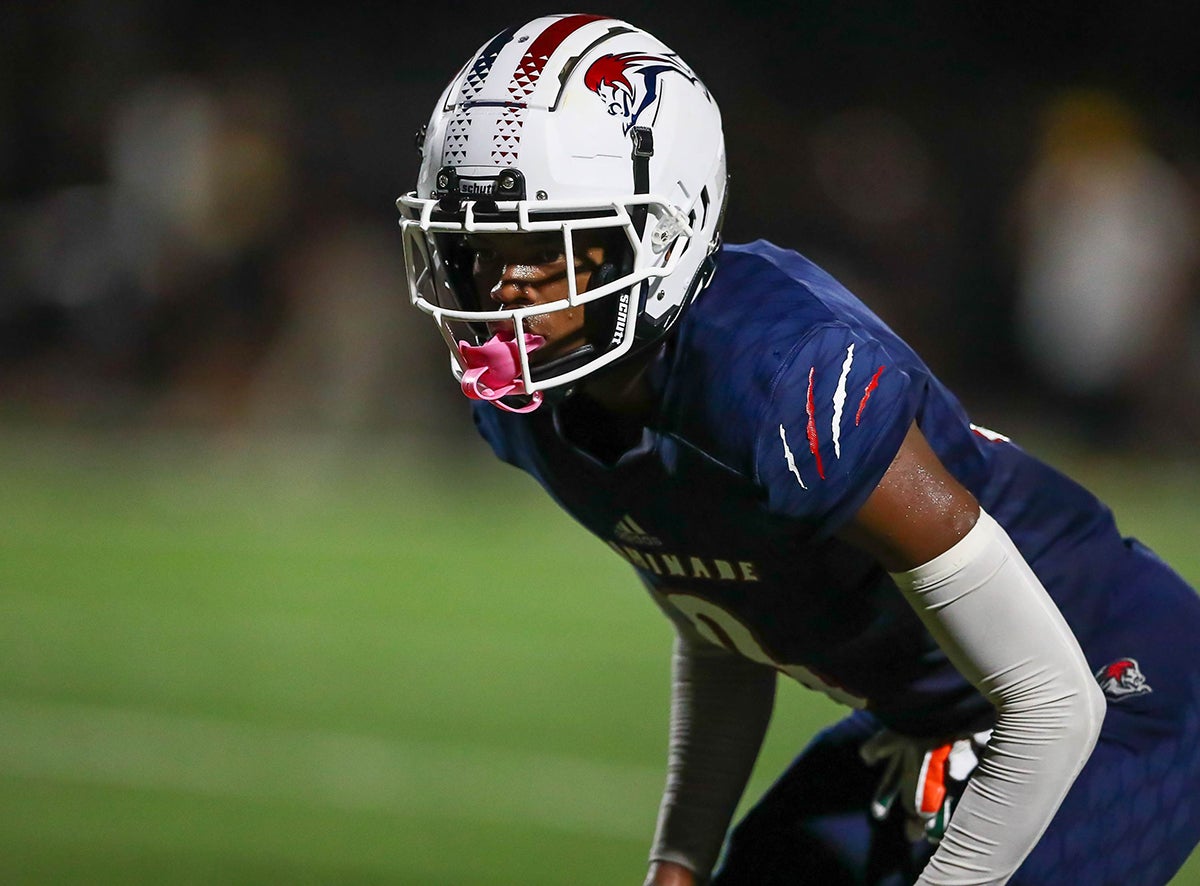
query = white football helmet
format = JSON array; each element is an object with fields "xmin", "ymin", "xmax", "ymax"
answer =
[{"xmin": 398, "ymin": 14, "xmax": 727, "ymax": 411}]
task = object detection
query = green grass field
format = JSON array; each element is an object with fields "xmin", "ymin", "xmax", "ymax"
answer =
[{"xmin": 1, "ymin": 429, "xmax": 1197, "ymax": 884}]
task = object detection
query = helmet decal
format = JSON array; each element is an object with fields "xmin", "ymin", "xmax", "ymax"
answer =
[
  {"xmin": 584, "ymin": 52, "xmax": 706, "ymax": 133},
  {"xmin": 444, "ymin": 14, "xmax": 612, "ymax": 169},
  {"xmin": 507, "ymin": 14, "xmax": 609, "ymax": 102},
  {"xmin": 443, "ymin": 27, "xmax": 516, "ymax": 167},
  {"xmin": 493, "ymin": 14, "xmax": 610, "ymax": 167},
  {"xmin": 460, "ymin": 27, "xmax": 516, "ymax": 105},
  {"xmin": 490, "ymin": 107, "xmax": 522, "ymax": 167}
]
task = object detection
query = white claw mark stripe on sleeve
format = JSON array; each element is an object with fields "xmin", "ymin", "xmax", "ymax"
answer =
[
  {"xmin": 970, "ymin": 423, "xmax": 1011, "ymax": 443},
  {"xmin": 831, "ymin": 343, "xmax": 855, "ymax": 459},
  {"xmin": 779, "ymin": 424, "xmax": 807, "ymax": 489}
]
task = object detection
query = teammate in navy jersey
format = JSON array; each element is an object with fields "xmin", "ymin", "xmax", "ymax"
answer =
[{"xmin": 398, "ymin": 14, "xmax": 1200, "ymax": 885}]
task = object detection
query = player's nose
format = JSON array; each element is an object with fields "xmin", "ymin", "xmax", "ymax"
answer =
[{"xmin": 489, "ymin": 271, "xmax": 538, "ymax": 306}]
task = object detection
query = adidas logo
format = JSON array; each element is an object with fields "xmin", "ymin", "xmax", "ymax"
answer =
[{"xmin": 612, "ymin": 514, "xmax": 661, "ymax": 547}]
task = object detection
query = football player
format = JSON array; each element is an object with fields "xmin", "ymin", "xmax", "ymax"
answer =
[{"xmin": 398, "ymin": 14, "xmax": 1200, "ymax": 885}]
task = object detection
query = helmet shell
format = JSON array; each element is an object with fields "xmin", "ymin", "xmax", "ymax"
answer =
[{"xmin": 402, "ymin": 14, "xmax": 727, "ymax": 400}]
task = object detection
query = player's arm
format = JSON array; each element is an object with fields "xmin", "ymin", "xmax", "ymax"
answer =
[
  {"xmin": 644, "ymin": 860, "xmax": 696, "ymax": 886},
  {"xmin": 839, "ymin": 422, "xmax": 1106, "ymax": 885},
  {"xmin": 642, "ymin": 594, "xmax": 777, "ymax": 886}
]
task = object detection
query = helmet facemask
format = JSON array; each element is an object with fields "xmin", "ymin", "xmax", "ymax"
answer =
[{"xmin": 399, "ymin": 192, "xmax": 698, "ymax": 410}]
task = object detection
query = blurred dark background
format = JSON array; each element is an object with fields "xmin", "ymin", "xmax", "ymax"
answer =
[{"xmin": 3, "ymin": 0, "xmax": 1199, "ymax": 451}]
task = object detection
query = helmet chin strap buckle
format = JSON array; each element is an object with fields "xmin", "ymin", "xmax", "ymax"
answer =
[{"xmin": 457, "ymin": 330, "xmax": 546, "ymax": 413}]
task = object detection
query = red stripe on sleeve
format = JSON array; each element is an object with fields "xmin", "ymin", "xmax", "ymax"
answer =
[
  {"xmin": 855, "ymin": 366, "xmax": 886, "ymax": 426},
  {"xmin": 805, "ymin": 366, "xmax": 826, "ymax": 480}
]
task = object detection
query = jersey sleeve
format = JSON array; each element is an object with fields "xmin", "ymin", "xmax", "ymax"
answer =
[
  {"xmin": 472, "ymin": 402, "xmax": 521, "ymax": 467},
  {"xmin": 755, "ymin": 323, "xmax": 921, "ymax": 537}
]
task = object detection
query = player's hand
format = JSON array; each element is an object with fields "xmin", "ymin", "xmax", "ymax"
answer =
[
  {"xmin": 860, "ymin": 728, "xmax": 990, "ymax": 843},
  {"xmin": 644, "ymin": 860, "xmax": 697, "ymax": 886}
]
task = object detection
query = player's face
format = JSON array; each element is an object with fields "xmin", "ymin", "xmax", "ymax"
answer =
[{"xmin": 467, "ymin": 231, "xmax": 606, "ymax": 362}]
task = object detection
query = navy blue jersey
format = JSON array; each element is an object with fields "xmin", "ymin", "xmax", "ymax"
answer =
[{"xmin": 473, "ymin": 240, "xmax": 1140, "ymax": 736}]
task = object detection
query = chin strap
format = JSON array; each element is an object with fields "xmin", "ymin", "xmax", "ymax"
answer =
[{"xmin": 457, "ymin": 330, "xmax": 546, "ymax": 413}]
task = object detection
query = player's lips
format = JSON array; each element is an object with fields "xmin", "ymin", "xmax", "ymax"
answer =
[{"xmin": 487, "ymin": 306, "xmax": 544, "ymax": 336}]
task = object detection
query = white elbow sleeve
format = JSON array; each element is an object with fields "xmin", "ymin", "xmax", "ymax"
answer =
[
  {"xmin": 650, "ymin": 631, "xmax": 776, "ymax": 879},
  {"xmin": 891, "ymin": 509, "xmax": 1106, "ymax": 885}
]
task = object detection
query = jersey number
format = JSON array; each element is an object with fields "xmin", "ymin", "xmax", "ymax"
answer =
[{"xmin": 667, "ymin": 593, "xmax": 869, "ymax": 709}]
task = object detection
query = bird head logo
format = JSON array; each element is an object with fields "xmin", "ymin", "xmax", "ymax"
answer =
[
  {"xmin": 1095, "ymin": 658, "xmax": 1152, "ymax": 700},
  {"xmin": 583, "ymin": 52, "xmax": 707, "ymax": 133}
]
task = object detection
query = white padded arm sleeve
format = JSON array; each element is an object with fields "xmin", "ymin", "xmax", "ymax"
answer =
[
  {"xmin": 648, "ymin": 621, "xmax": 777, "ymax": 879},
  {"xmin": 891, "ymin": 509, "xmax": 1106, "ymax": 886}
]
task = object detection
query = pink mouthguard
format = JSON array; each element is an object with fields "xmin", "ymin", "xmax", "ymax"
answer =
[{"xmin": 457, "ymin": 330, "xmax": 546, "ymax": 413}]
